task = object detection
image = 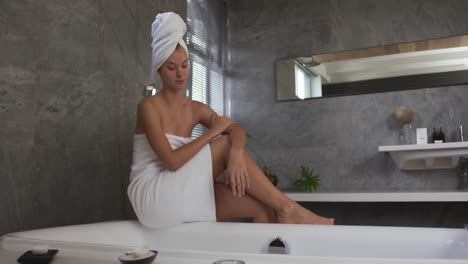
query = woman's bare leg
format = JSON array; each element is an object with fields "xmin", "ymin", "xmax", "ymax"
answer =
[
  {"xmin": 211, "ymin": 136, "xmax": 275, "ymax": 223},
  {"xmin": 214, "ymin": 184, "xmax": 275, "ymax": 223},
  {"xmin": 210, "ymin": 136, "xmax": 334, "ymax": 225}
]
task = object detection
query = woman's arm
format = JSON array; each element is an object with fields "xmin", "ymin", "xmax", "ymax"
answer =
[
  {"xmin": 224, "ymin": 124, "xmax": 250, "ymax": 197},
  {"xmin": 198, "ymin": 103, "xmax": 250, "ymax": 197},
  {"xmin": 223, "ymin": 123, "xmax": 246, "ymax": 150},
  {"xmin": 138, "ymin": 99, "xmax": 232, "ymax": 171},
  {"xmin": 197, "ymin": 102, "xmax": 246, "ymax": 145}
]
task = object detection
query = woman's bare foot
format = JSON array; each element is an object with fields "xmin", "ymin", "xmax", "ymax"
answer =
[{"xmin": 277, "ymin": 202, "xmax": 334, "ymax": 225}]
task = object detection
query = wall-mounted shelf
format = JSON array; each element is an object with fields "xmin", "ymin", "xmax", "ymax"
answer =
[
  {"xmin": 286, "ymin": 191, "xmax": 468, "ymax": 202},
  {"xmin": 378, "ymin": 142, "xmax": 468, "ymax": 170}
]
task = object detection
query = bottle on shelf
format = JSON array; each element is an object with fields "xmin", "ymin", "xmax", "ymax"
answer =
[
  {"xmin": 431, "ymin": 127, "xmax": 438, "ymax": 143},
  {"xmin": 434, "ymin": 127, "xmax": 445, "ymax": 143}
]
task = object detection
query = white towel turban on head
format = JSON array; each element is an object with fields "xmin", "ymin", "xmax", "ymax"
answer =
[{"xmin": 151, "ymin": 12, "xmax": 189, "ymax": 81}]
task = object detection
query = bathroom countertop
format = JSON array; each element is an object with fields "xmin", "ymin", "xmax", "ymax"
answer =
[
  {"xmin": 285, "ymin": 191, "xmax": 468, "ymax": 202},
  {"xmin": 378, "ymin": 142, "xmax": 468, "ymax": 151},
  {"xmin": 378, "ymin": 142, "xmax": 468, "ymax": 170}
]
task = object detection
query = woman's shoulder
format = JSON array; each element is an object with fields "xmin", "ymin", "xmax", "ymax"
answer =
[
  {"xmin": 190, "ymin": 100, "xmax": 215, "ymax": 122},
  {"xmin": 190, "ymin": 99, "xmax": 210, "ymax": 111},
  {"xmin": 137, "ymin": 96, "xmax": 161, "ymax": 114}
]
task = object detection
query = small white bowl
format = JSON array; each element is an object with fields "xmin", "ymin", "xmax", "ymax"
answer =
[{"xmin": 118, "ymin": 250, "xmax": 157, "ymax": 264}]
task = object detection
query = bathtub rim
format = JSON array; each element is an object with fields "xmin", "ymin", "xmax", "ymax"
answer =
[
  {"xmin": 2, "ymin": 220, "xmax": 468, "ymax": 263},
  {"xmin": 3, "ymin": 235, "xmax": 468, "ymax": 264}
]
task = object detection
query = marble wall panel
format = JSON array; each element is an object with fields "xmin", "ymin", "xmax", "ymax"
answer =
[{"xmin": 0, "ymin": 0, "xmax": 186, "ymax": 235}]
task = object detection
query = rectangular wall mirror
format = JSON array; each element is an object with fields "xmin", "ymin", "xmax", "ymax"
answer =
[{"xmin": 276, "ymin": 35, "xmax": 468, "ymax": 101}]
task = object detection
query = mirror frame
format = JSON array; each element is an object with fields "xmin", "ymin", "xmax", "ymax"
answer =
[{"xmin": 276, "ymin": 35, "xmax": 468, "ymax": 101}]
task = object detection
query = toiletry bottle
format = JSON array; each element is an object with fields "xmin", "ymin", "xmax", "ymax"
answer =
[
  {"xmin": 437, "ymin": 127, "xmax": 445, "ymax": 143},
  {"xmin": 433, "ymin": 128, "xmax": 443, "ymax": 144},
  {"xmin": 431, "ymin": 127, "xmax": 437, "ymax": 143}
]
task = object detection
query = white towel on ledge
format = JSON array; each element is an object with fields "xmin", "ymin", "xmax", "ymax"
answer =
[{"xmin": 128, "ymin": 133, "xmax": 216, "ymax": 228}]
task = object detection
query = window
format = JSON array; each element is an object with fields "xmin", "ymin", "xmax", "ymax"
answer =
[
  {"xmin": 187, "ymin": 0, "xmax": 227, "ymax": 138},
  {"xmin": 295, "ymin": 62, "xmax": 322, "ymax": 99},
  {"xmin": 295, "ymin": 63, "xmax": 311, "ymax": 99}
]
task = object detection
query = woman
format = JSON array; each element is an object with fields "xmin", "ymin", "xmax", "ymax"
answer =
[{"xmin": 128, "ymin": 12, "xmax": 334, "ymax": 228}]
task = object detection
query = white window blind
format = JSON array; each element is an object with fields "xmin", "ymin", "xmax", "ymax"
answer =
[
  {"xmin": 295, "ymin": 64, "xmax": 310, "ymax": 100},
  {"xmin": 295, "ymin": 62, "xmax": 322, "ymax": 99},
  {"xmin": 187, "ymin": 0, "xmax": 227, "ymax": 138}
]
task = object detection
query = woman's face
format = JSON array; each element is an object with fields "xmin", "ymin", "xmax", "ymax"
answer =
[{"xmin": 157, "ymin": 47, "xmax": 189, "ymax": 91}]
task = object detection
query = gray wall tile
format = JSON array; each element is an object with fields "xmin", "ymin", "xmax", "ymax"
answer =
[
  {"xmin": 227, "ymin": 0, "xmax": 468, "ymax": 226},
  {"xmin": 0, "ymin": 148, "xmax": 21, "ymax": 235},
  {"xmin": 0, "ymin": 0, "xmax": 186, "ymax": 235},
  {"xmin": 227, "ymin": 0, "xmax": 468, "ymax": 192}
]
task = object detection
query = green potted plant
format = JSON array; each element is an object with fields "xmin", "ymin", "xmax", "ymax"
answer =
[
  {"xmin": 246, "ymin": 133, "xmax": 321, "ymax": 191},
  {"xmin": 294, "ymin": 166, "xmax": 320, "ymax": 192}
]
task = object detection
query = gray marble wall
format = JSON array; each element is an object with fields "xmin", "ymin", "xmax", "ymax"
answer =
[
  {"xmin": 227, "ymin": 0, "xmax": 468, "ymax": 192},
  {"xmin": 0, "ymin": 0, "xmax": 186, "ymax": 236},
  {"xmin": 226, "ymin": 0, "xmax": 468, "ymax": 227}
]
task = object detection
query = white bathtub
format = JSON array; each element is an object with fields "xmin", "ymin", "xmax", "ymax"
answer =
[{"xmin": 2, "ymin": 221, "xmax": 468, "ymax": 264}]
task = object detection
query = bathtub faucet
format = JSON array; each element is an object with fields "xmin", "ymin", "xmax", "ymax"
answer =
[{"xmin": 268, "ymin": 237, "xmax": 289, "ymax": 254}]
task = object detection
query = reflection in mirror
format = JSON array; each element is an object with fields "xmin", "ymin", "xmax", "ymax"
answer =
[{"xmin": 276, "ymin": 35, "xmax": 468, "ymax": 101}]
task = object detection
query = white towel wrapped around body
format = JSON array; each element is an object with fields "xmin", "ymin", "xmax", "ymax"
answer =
[
  {"xmin": 151, "ymin": 12, "xmax": 189, "ymax": 74},
  {"xmin": 128, "ymin": 134, "xmax": 216, "ymax": 228}
]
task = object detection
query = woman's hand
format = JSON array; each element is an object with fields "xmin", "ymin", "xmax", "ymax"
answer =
[
  {"xmin": 209, "ymin": 114, "xmax": 249, "ymax": 196},
  {"xmin": 210, "ymin": 115, "xmax": 234, "ymax": 135},
  {"xmin": 227, "ymin": 149, "xmax": 250, "ymax": 197}
]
